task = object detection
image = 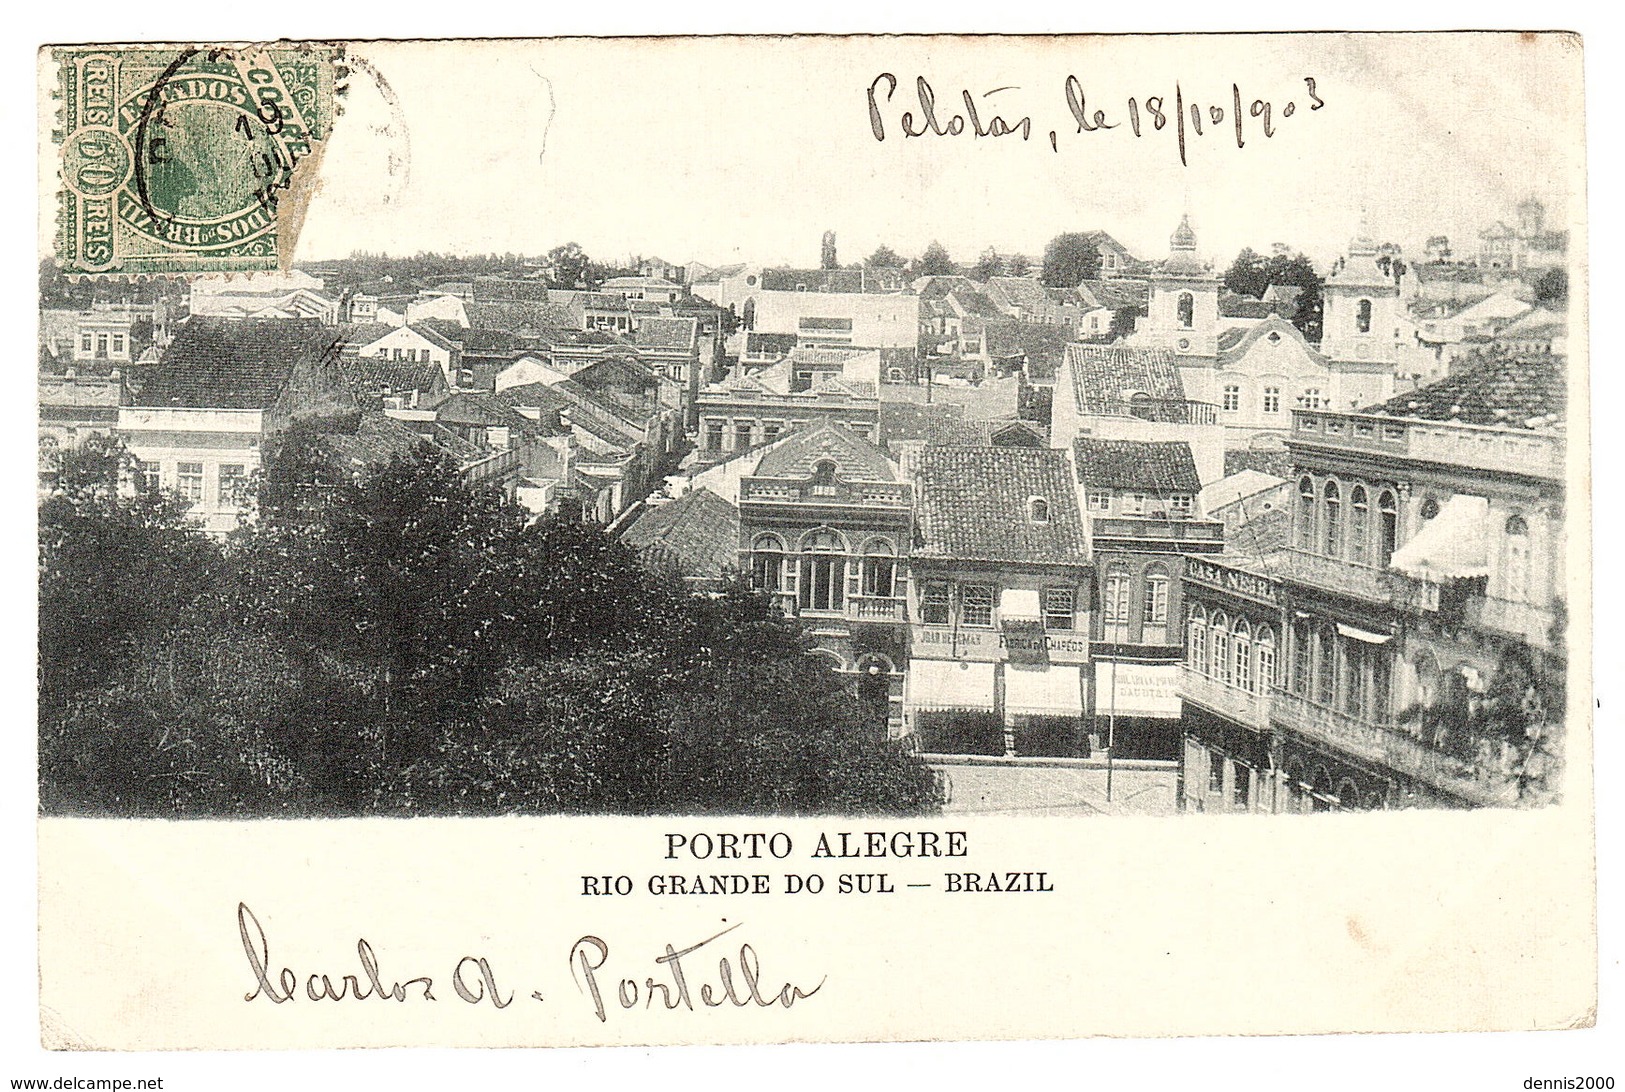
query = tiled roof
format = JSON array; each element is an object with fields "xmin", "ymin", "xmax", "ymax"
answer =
[
  {"xmin": 949, "ymin": 288, "xmax": 1008, "ymax": 320},
  {"xmin": 343, "ymin": 355, "xmax": 443, "ymax": 393},
  {"xmin": 336, "ymin": 322, "xmax": 403, "ymax": 349},
  {"xmin": 465, "ymin": 301, "xmax": 577, "ymax": 332},
  {"xmin": 1072, "ymin": 438, "xmax": 1200, "ymax": 492},
  {"xmin": 319, "ymin": 412, "xmax": 437, "ymax": 471},
  {"xmin": 1075, "ymin": 278, "xmax": 1150, "ymax": 311},
  {"xmin": 911, "ymin": 446, "xmax": 1088, "ymax": 564},
  {"xmin": 880, "ymin": 401, "xmax": 968, "ymax": 445},
  {"xmin": 1497, "ymin": 307, "xmax": 1566, "ymax": 338},
  {"xmin": 634, "ymin": 316, "xmax": 698, "ymax": 352},
  {"xmin": 410, "ymin": 322, "xmax": 458, "ymax": 352},
  {"xmin": 986, "ymin": 276, "xmax": 1049, "ymax": 312},
  {"xmin": 913, "ymin": 275, "xmax": 979, "ymax": 302},
  {"xmin": 1360, "ymin": 353, "xmax": 1565, "ymax": 428},
  {"xmin": 1064, "ymin": 343, "xmax": 1186, "ymax": 414},
  {"xmin": 754, "ymin": 420, "xmax": 896, "ymax": 480},
  {"xmin": 142, "ymin": 317, "xmax": 342, "ymax": 410},
  {"xmin": 760, "ymin": 268, "xmax": 865, "ymax": 293},
  {"xmin": 1219, "ymin": 291, "xmax": 1273, "ymax": 319},
  {"xmin": 620, "ymin": 489, "xmax": 740, "ymax": 584},
  {"xmin": 434, "ymin": 391, "xmax": 552, "ymax": 438},
  {"xmin": 471, "ymin": 276, "xmax": 552, "ymax": 302},
  {"xmin": 1224, "ymin": 448, "xmax": 1293, "ymax": 479}
]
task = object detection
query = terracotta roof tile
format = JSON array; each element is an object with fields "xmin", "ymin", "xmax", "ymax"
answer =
[
  {"xmin": 911, "ymin": 446, "xmax": 1087, "ymax": 564},
  {"xmin": 1361, "ymin": 353, "xmax": 1565, "ymax": 428},
  {"xmin": 1072, "ymin": 438, "xmax": 1200, "ymax": 492},
  {"xmin": 142, "ymin": 317, "xmax": 343, "ymax": 410},
  {"xmin": 620, "ymin": 489, "xmax": 741, "ymax": 584},
  {"xmin": 1063, "ymin": 343, "xmax": 1187, "ymax": 415}
]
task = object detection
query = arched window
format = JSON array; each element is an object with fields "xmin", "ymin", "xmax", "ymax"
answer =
[
  {"xmin": 810, "ymin": 459, "xmax": 840, "ymax": 496},
  {"xmin": 1349, "ymin": 485, "xmax": 1371, "ymax": 565},
  {"xmin": 1142, "ymin": 565, "xmax": 1170, "ymax": 629},
  {"xmin": 798, "ymin": 528, "xmax": 847, "ymax": 612},
  {"xmin": 1255, "ymin": 626, "xmax": 1277, "ymax": 695},
  {"xmin": 1322, "ymin": 480, "xmax": 1342, "ymax": 557},
  {"xmin": 1336, "ymin": 778, "xmax": 1365, "ymax": 811},
  {"xmin": 1210, "ymin": 611, "xmax": 1232, "ymax": 686},
  {"xmin": 1504, "ymin": 513, "xmax": 1531, "ymax": 603},
  {"xmin": 1187, "ymin": 605, "xmax": 1209, "ymax": 675},
  {"xmin": 1356, "ymin": 298, "xmax": 1373, "ymax": 333},
  {"xmin": 1232, "ymin": 619, "xmax": 1253, "ymax": 692},
  {"xmin": 1377, "ymin": 490, "xmax": 1398, "ymax": 566},
  {"xmin": 861, "ymin": 537, "xmax": 897, "ymax": 599},
  {"xmin": 1028, "ymin": 496, "xmax": 1050, "ymax": 523},
  {"xmin": 751, "ymin": 533, "xmax": 787, "ymax": 593},
  {"xmin": 1177, "ymin": 292, "xmax": 1194, "ymax": 329},
  {"xmin": 1297, "ymin": 477, "xmax": 1317, "ymax": 550}
]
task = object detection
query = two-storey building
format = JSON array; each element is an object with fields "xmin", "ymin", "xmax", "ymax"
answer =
[
  {"xmin": 738, "ymin": 423, "xmax": 916, "ymax": 731},
  {"xmin": 903, "ymin": 446, "xmax": 1093, "ymax": 757},
  {"xmin": 1072, "ymin": 438, "xmax": 1225, "ymax": 760}
]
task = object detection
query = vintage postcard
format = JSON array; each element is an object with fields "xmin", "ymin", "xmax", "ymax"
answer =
[{"xmin": 30, "ymin": 31, "xmax": 1596, "ymax": 1065}]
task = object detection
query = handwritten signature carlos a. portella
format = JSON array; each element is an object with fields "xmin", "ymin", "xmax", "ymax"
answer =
[{"xmin": 237, "ymin": 902, "xmax": 823, "ymax": 1023}]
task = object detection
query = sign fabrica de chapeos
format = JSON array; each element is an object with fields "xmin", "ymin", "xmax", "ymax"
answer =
[{"xmin": 1183, "ymin": 556, "xmax": 1279, "ymax": 607}]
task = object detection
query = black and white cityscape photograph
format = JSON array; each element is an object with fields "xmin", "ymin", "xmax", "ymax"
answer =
[
  {"xmin": 22, "ymin": 27, "xmax": 1612, "ymax": 1077},
  {"xmin": 37, "ymin": 34, "xmax": 1581, "ymax": 823}
]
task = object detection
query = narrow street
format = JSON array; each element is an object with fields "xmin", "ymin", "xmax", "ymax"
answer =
[{"xmin": 931, "ymin": 761, "xmax": 1180, "ymax": 817}]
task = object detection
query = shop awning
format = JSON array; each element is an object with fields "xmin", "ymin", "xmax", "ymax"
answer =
[
  {"xmin": 1335, "ymin": 622, "xmax": 1392, "ymax": 645},
  {"xmin": 999, "ymin": 588, "xmax": 1043, "ymax": 621},
  {"xmin": 1390, "ymin": 494, "xmax": 1489, "ymax": 580},
  {"xmin": 1004, "ymin": 664, "xmax": 1085, "ymax": 717},
  {"xmin": 904, "ymin": 659, "xmax": 997, "ymax": 713}
]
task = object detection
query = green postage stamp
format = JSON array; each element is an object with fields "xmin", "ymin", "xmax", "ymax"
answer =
[{"xmin": 50, "ymin": 43, "xmax": 338, "ymax": 277}]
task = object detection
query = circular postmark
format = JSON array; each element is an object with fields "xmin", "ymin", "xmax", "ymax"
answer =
[
  {"xmin": 122, "ymin": 47, "xmax": 318, "ymax": 251},
  {"xmin": 61, "ymin": 126, "xmax": 133, "ymax": 198}
]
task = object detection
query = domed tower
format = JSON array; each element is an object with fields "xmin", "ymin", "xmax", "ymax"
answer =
[
  {"xmin": 1142, "ymin": 214, "xmax": 1220, "ymax": 395},
  {"xmin": 1321, "ymin": 215, "xmax": 1399, "ymax": 406}
]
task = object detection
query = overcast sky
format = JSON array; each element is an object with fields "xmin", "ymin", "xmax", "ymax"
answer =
[{"xmin": 283, "ymin": 34, "xmax": 1583, "ymax": 271}]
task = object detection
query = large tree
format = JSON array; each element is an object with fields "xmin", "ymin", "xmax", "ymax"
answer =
[
  {"xmin": 970, "ymin": 246, "xmax": 1005, "ymax": 282},
  {"xmin": 916, "ymin": 240, "xmax": 955, "ymax": 277},
  {"xmin": 1040, "ymin": 233, "xmax": 1102, "ymax": 288},
  {"xmin": 865, "ymin": 243, "xmax": 903, "ymax": 268},
  {"xmin": 545, "ymin": 242, "xmax": 593, "ymax": 288},
  {"xmin": 1532, "ymin": 267, "xmax": 1568, "ymax": 308},
  {"xmin": 40, "ymin": 435, "xmax": 940, "ymax": 818},
  {"xmin": 1223, "ymin": 247, "xmax": 1325, "ymax": 343}
]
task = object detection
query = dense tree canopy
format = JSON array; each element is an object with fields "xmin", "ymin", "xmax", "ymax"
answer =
[
  {"xmin": 1222, "ymin": 247, "xmax": 1325, "ymax": 342},
  {"xmin": 1040, "ymin": 234, "xmax": 1102, "ymax": 288},
  {"xmin": 916, "ymin": 241, "xmax": 955, "ymax": 277},
  {"xmin": 865, "ymin": 244, "xmax": 903, "ymax": 269},
  {"xmin": 38, "ymin": 437, "xmax": 938, "ymax": 818},
  {"xmin": 1533, "ymin": 267, "xmax": 1568, "ymax": 308}
]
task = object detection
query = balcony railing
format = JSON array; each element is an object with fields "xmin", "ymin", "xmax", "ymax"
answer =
[
  {"xmin": 1274, "ymin": 549, "xmax": 1445, "ymax": 608},
  {"xmin": 1179, "ymin": 668, "xmax": 1270, "ymax": 732},
  {"xmin": 1092, "ymin": 517, "xmax": 1224, "ymax": 546},
  {"xmin": 740, "ymin": 479, "xmax": 911, "ymax": 508},
  {"xmin": 850, "ymin": 594, "xmax": 908, "ymax": 622},
  {"xmin": 1271, "ymin": 691, "xmax": 1515, "ymax": 806},
  {"xmin": 769, "ymin": 592, "xmax": 909, "ymax": 624},
  {"xmin": 1291, "ymin": 410, "xmax": 1563, "ymax": 482}
]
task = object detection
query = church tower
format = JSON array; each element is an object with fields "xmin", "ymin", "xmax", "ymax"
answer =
[
  {"xmin": 1141, "ymin": 215, "xmax": 1221, "ymax": 400},
  {"xmin": 1320, "ymin": 217, "xmax": 1400, "ymax": 408}
]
